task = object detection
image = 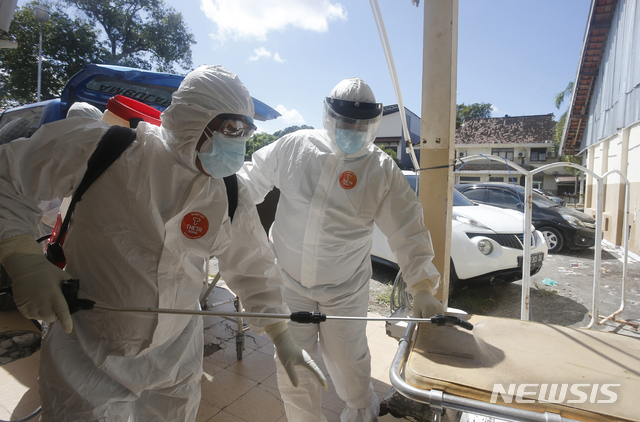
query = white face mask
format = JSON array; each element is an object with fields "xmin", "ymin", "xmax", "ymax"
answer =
[{"xmin": 197, "ymin": 128, "xmax": 247, "ymax": 178}]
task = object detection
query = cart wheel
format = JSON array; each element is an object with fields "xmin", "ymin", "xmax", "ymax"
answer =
[{"xmin": 235, "ymin": 333, "xmax": 244, "ymax": 361}]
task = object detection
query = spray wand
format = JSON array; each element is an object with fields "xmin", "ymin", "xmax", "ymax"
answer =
[{"xmin": 55, "ymin": 279, "xmax": 473, "ymax": 330}]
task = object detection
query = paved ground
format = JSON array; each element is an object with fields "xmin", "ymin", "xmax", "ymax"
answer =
[{"xmin": 368, "ymin": 241, "xmax": 640, "ymax": 338}]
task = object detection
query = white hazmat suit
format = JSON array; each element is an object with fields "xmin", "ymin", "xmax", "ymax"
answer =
[
  {"xmin": 239, "ymin": 78, "xmax": 442, "ymax": 422},
  {"xmin": 0, "ymin": 65, "xmax": 321, "ymax": 421}
]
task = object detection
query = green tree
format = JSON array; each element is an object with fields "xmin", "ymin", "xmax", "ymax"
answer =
[
  {"xmin": 245, "ymin": 125, "xmax": 315, "ymax": 160},
  {"xmin": 245, "ymin": 132, "xmax": 276, "ymax": 160},
  {"xmin": 552, "ymin": 82, "xmax": 581, "ymax": 176},
  {"xmin": 273, "ymin": 125, "xmax": 314, "ymax": 139},
  {"xmin": 64, "ymin": 0, "xmax": 195, "ymax": 73},
  {"xmin": 0, "ymin": 1, "xmax": 108, "ymax": 107},
  {"xmin": 382, "ymin": 147, "xmax": 399, "ymax": 166},
  {"xmin": 456, "ymin": 102, "xmax": 493, "ymax": 128}
]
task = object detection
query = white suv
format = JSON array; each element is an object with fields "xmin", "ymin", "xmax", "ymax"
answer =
[{"xmin": 371, "ymin": 171, "xmax": 548, "ymax": 292}]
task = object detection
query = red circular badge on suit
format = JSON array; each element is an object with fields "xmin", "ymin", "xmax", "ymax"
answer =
[
  {"xmin": 181, "ymin": 212, "xmax": 209, "ymax": 239},
  {"xmin": 339, "ymin": 171, "xmax": 357, "ymax": 190}
]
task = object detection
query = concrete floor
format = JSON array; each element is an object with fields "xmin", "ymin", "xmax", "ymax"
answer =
[{"xmin": 0, "ymin": 281, "xmax": 405, "ymax": 422}]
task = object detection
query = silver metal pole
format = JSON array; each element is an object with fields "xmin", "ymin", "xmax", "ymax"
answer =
[
  {"xmin": 92, "ymin": 303, "xmax": 457, "ymax": 324},
  {"xmin": 37, "ymin": 22, "xmax": 42, "ymax": 102}
]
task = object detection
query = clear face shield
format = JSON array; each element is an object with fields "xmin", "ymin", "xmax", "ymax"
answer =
[{"xmin": 323, "ymin": 98, "xmax": 382, "ymax": 155}]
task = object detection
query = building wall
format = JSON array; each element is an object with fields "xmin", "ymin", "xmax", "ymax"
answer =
[
  {"xmin": 580, "ymin": 0, "xmax": 640, "ymax": 151},
  {"xmin": 627, "ymin": 124, "xmax": 640, "ymax": 253},
  {"xmin": 378, "ymin": 113, "xmax": 401, "ymax": 137},
  {"xmin": 584, "ymin": 123, "xmax": 640, "ymax": 251},
  {"xmin": 454, "ymin": 144, "xmax": 561, "ymax": 191},
  {"xmin": 377, "ymin": 109, "xmax": 422, "ymax": 170},
  {"xmin": 579, "ymin": 0, "xmax": 640, "ymax": 253}
]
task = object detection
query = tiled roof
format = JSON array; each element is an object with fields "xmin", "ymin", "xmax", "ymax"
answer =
[
  {"xmin": 455, "ymin": 114, "xmax": 556, "ymax": 145},
  {"xmin": 562, "ymin": 0, "xmax": 618, "ymax": 155}
]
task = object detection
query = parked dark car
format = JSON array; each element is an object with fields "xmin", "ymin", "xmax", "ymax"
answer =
[
  {"xmin": 533, "ymin": 188, "xmax": 565, "ymax": 206},
  {"xmin": 455, "ymin": 183, "xmax": 596, "ymax": 253}
]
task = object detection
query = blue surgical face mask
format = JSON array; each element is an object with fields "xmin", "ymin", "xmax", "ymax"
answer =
[
  {"xmin": 335, "ymin": 128, "xmax": 367, "ymax": 155},
  {"xmin": 197, "ymin": 130, "xmax": 246, "ymax": 178}
]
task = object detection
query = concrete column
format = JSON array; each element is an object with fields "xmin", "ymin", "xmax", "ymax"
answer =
[
  {"xmin": 419, "ymin": 0, "xmax": 458, "ymax": 305},
  {"xmin": 601, "ymin": 139, "xmax": 609, "ymax": 213},
  {"xmin": 586, "ymin": 145, "xmax": 595, "ymax": 209},
  {"xmin": 617, "ymin": 128, "xmax": 630, "ymax": 244}
]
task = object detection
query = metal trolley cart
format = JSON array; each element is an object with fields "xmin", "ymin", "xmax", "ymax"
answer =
[
  {"xmin": 390, "ymin": 314, "xmax": 640, "ymax": 422},
  {"xmin": 200, "ymin": 261, "xmax": 249, "ymax": 361}
]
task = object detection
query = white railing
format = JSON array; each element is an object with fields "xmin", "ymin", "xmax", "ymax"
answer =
[{"xmin": 455, "ymin": 155, "xmax": 630, "ymax": 328}]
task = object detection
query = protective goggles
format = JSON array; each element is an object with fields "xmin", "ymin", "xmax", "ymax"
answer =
[{"xmin": 211, "ymin": 114, "xmax": 257, "ymax": 139}]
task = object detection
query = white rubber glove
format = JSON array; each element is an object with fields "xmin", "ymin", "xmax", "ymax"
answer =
[
  {"xmin": 412, "ymin": 289, "xmax": 444, "ymax": 319},
  {"xmin": 265, "ymin": 321, "xmax": 328, "ymax": 390},
  {"xmin": 0, "ymin": 235, "xmax": 73, "ymax": 333}
]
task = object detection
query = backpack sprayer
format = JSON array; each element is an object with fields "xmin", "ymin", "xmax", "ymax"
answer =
[{"xmin": 58, "ymin": 279, "xmax": 473, "ymax": 330}]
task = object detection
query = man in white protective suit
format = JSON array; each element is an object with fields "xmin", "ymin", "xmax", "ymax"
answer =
[
  {"xmin": 239, "ymin": 77, "xmax": 443, "ymax": 422},
  {"xmin": 0, "ymin": 65, "xmax": 326, "ymax": 422}
]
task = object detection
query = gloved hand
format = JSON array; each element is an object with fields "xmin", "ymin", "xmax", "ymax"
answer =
[
  {"xmin": 265, "ymin": 321, "xmax": 328, "ymax": 390},
  {"xmin": 0, "ymin": 235, "xmax": 73, "ymax": 333},
  {"xmin": 412, "ymin": 289, "xmax": 444, "ymax": 318}
]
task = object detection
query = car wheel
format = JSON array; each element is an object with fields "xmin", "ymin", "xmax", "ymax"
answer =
[{"xmin": 540, "ymin": 227, "xmax": 564, "ymax": 253}]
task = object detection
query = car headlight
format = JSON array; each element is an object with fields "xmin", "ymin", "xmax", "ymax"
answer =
[
  {"xmin": 561, "ymin": 214, "xmax": 586, "ymax": 228},
  {"xmin": 477, "ymin": 239, "xmax": 493, "ymax": 255},
  {"xmin": 453, "ymin": 213, "xmax": 490, "ymax": 229}
]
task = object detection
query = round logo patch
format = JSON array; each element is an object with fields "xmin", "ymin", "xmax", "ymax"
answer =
[
  {"xmin": 181, "ymin": 212, "xmax": 209, "ymax": 239},
  {"xmin": 339, "ymin": 171, "xmax": 357, "ymax": 190}
]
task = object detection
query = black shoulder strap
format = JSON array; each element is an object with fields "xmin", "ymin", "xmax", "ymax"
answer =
[
  {"xmin": 56, "ymin": 126, "xmax": 137, "ymax": 244},
  {"xmin": 223, "ymin": 174, "xmax": 238, "ymax": 222}
]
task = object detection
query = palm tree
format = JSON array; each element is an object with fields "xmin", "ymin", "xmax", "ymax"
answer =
[{"xmin": 553, "ymin": 82, "xmax": 581, "ymax": 198}]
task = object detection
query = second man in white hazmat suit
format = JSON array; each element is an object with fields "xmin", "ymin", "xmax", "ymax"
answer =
[
  {"xmin": 239, "ymin": 78, "xmax": 443, "ymax": 422},
  {"xmin": 0, "ymin": 65, "xmax": 326, "ymax": 421}
]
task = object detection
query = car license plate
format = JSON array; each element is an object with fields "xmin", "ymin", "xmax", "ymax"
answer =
[{"xmin": 518, "ymin": 253, "xmax": 544, "ymax": 268}]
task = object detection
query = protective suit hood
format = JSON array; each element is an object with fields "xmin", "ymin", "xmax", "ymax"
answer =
[
  {"xmin": 322, "ymin": 78, "xmax": 382, "ymax": 159},
  {"xmin": 160, "ymin": 65, "xmax": 254, "ymax": 170}
]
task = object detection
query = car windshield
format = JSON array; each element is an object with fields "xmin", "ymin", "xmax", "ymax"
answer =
[
  {"xmin": 406, "ymin": 173, "xmax": 474, "ymax": 206},
  {"xmin": 520, "ymin": 189, "xmax": 558, "ymax": 208},
  {"xmin": 453, "ymin": 190, "xmax": 474, "ymax": 206}
]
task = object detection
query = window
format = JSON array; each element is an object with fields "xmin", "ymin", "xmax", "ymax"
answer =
[
  {"xmin": 487, "ymin": 188, "xmax": 521, "ymax": 210},
  {"xmin": 460, "ymin": 176, "xmax": 480, "ymax": 182},
  {"xmin": 491, "ymin": 148, "xmax": 514, "ymax": 161},
  {"xmin": 85, "ymin": 77, "xmax": 175, "ymax": 109},
  {"xmin": 530, "ymin": 148, "xmax": 547, "ymax": 162},
  {"xmin": 0, "ymin": 106, "xmax": 45, "ymax": 144},
  {"xmin": 488, "ymin": 177, "xmax": 504, "ymax": 182},
  {"xmin": 462, "ymin": 188, "xmax": 486, "ymax": 202},
  {"xmin": 376, "ymin": 141, "xmax": 398, "ymax": 154}
]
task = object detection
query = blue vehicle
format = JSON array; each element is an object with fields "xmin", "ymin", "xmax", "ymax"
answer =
[
  {"xmin": 0, "ymin": 64, "xmax": 280, "ymax": 143},
  {"xmin": 0, "ymin": 64, "xmax": 281, "ymax": 311}
]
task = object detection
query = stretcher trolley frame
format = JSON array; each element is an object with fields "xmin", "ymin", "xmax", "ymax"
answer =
[
  {"xmin": 200, "ymin": 260, "xmax": 249, "ymax": 361},
  {"xmin": 390, "ymin": 315, "xmax": 640, "ymax": 422}
]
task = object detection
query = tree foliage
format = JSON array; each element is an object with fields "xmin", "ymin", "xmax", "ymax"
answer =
[
  {"xmin": 456, "ymin": 102, "xmax": 493, "ymax": 128},
  {"xmin": 0, "ymin": 1, "xmax": 108, "ymax": 107},
  {"xmin": 552, "ymin": 81, "xmax": 580, "ymax": 176},
  {"xmin": 273, "ymin": 125, "xmax": 313, "ymax": 139},
  {"xmin": 245, "ymin": 132, "xmax": 276, "ymax": 160},
  {"xmin": 382, "ymin": 147, "xmax": 398, "ymax": 165},
  {"xmin": 63, "ymin": 0, "xmax": 195, "ymax": 73},
  {"xmin": 245, "ymin": 125, "xmax": 315, "ymax": 160}
]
